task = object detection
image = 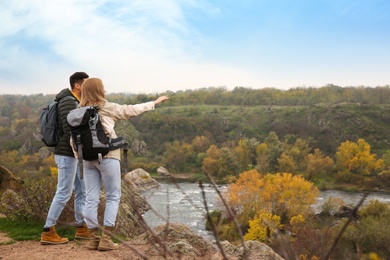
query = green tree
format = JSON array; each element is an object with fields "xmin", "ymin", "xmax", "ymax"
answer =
[
  {"xmin": 218, "ymin": 147, "xmax": 239, "ymax": 179},
  {"xmin": 163, "ymin": 141, "xmax": 194, "ymax": 172},
  {"xmin": 264, "ymin": 132, "xmax": 284, "ymax": 172}
]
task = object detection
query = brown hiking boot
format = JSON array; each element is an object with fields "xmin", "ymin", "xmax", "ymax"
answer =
[
  {"xmin": 98, "ymin": 226, "xmax": 119, "ymax": 251},
  {"xmin": 75, "ymin": 225, "xmax": 90, "ymax": 239},
  {"xmin": 40, "ymin": 226, "xmax": 69, "ymax": 245},
  {"xmin": 87, "ymin": 228, "xmax": 100, "ymax": 250}
]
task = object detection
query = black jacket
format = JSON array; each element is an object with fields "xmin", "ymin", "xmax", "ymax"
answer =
[{"xmin": 54, "ymin": 89, "xmax": 79, "ymax": 157}]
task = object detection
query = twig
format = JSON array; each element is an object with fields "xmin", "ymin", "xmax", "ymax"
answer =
[
  {"xmin": 204, "ymin": 170, "xmax": 248, "ymax": 259},
  {"xmin": 199, "ymin": 181, "xmax": 228, "ymax": 260}
]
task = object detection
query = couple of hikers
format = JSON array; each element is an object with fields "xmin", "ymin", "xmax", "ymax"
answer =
[{"xmin": 40, "ymin": 72, "xmax": 169, "ymax": 250}]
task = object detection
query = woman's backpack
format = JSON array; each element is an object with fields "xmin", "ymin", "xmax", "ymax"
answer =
[{"xmin": 67, "ymin": 106, "xmax": 125, "ymax": 177}]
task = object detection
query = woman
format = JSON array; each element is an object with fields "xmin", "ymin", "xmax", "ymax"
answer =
[{"xmin": 79, "ymin": 78, "xmax": 169, "ymax": 251}]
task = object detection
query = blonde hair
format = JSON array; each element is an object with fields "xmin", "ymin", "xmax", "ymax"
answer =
[{"xmin": 80, "ymin": 78, "xmax": 106, "ymax": 107}]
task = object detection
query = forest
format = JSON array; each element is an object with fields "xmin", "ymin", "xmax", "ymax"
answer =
[{"xmin": 1, "ymin": 84, "xmax": 390, "ymax": 259}]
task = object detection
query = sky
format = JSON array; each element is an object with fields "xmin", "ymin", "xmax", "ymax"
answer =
[{"xmin": 0, "ymin": 0, "xmax": 389, "ymax": 95}]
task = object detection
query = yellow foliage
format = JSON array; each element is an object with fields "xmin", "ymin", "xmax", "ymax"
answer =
[
  {"xmin": 361, "ymin": 252, "xmax": 383, "ymax": 260},
  {"xmin": 227, "ymin": 169, "xmax": 263, "ymax": 217},
  {"xmin": 277, "ymin": 152, "xmax": 298, "ymax": 173},
  {"xmin": 290, "ymin": 214, "xmax": 305, "ymax": 225},
  {"xmin": 227, "ymin": 170, "xmax": 319, "ymax": 225},
  {"xmin": 50, "ymin": 167, "xmax": 58, "ymax": 178},
  {"xmin": 299, "ymin": 255, "xmax": 320, "ymax": 260},
  {"xmin": 260, "ymin": 173, "xmax": 319, "ymax": 220},
  {"xmin": 202, "ymin": 157, "xmax": 219, "ymax": 176},
  {"xmin": 290, "ymin": 214, "xmax": 305, "ymax": 232},
  {"xmin": 336, "ymin": 139, "xmax": 384, "ymax": 175},
  {"xmin": 244, "ymin": 212, "xmax": 282, "ymax": 242},
  {"xmin": 234, "ymin": 139, "xmax": 251, "ymax": 171},
  {"xmin": 306, "ymin": 148, "xmax": 334, "ymax": 179}
]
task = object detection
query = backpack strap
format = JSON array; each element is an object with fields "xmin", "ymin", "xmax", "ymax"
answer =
[{"xmin": 75, "ymin": 134, "xmax": 84, "ymax": 179}]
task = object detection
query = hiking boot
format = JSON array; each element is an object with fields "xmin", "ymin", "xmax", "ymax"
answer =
[
  {"xmin": 75, "ymin": 225, "xmax": 90, "ymax": 239},
  {"xmin": 98, "ymin": 226, "xmax": 119, "ymax": 251},
  {"xmin": 87, "ymin": 228, "xmax": 100, "ymax": 250},
  {"xmin": 40, "ymin": 226, "xmax": 69, "ymax": 245}
]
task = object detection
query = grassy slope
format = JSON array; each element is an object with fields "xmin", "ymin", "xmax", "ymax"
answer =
[{"xmin": 132, "ymin": 103, "xmax": 390, "ymax": 158}]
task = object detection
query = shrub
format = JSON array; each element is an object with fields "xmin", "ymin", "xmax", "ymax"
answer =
[
  {"xmin": 0, "ymin": 177, "xmax": 75, "ymax": 224},
  {"xmin": 321, "ymin": 197, "xmax": 345, "ymax": 215},
  {"xmin": 244, "ymin": 212, "xmax": 282, "ymax": 242},
  {"xmin": 359, "ymin": 199, "xmax": 389, "ymax": 218}
]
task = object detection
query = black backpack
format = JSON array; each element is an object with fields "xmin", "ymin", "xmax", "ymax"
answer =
[
  {"xmin": 39, "ymin": 96, "xmax": 76, "ymax": 147},
  {"xmin": 67, "ymin": 106, "xmax": 126, "ymax": 177}
]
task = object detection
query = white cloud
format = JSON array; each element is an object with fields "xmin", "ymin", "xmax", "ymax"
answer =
[{"xmin": 0, "ymin": 0, "xmax": 259, "ymax": 94}]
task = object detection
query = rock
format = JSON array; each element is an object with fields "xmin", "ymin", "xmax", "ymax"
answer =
[
  {"xmin": 132, "ymin": 222, "xmax": 285, "ymax": 260},
  {"xmin": 157, "ymin": 166, "xmax": 171, "ymax": 177},
  {"xmin": 122, "ymin": 168, "xmax": 160, "ymax": 191},
  {"xmin": 133, "ymin": 222, "xmax": 216, "ymax": 259},
  {"xmin": 234, "ymin": 240, "xmax": 285, "ymax": 260},
  {"xmin": 131, "ymin": 139, "xmax": 149, "ymax": 155},
  {"xmin": 0, "ymin": 166, "xmax": 24, "ymax": 192}
]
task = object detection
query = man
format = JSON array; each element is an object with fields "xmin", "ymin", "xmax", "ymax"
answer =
[{"xmin": 41, "ymin": 72, "xmax": 90, "ymax": 244}]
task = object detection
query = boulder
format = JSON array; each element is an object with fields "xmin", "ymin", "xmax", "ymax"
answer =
[
  {"xmin": 131, "ymin": 222, "xmax": 285, "ymax": 260},
  {"xmin": 0, "ymin": 166, "xmax": 24, "ymax": 192},
  {"xmin": 132, "ymin": 222, "xmax": 216, "ymax": 259},
  {"xmin": 157, "ymin": 166, "xmax": 171, "ymax": 177},
  {"xmin": 122, "ymin": 168, "xmax": 160, "ymax": 191}
]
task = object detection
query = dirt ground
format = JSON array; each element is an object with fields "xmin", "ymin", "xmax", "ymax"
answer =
[
  {"xmin": 0, "ymin": 233, "xmax": 149, "ymax": 260},
  {"xmin": 0, "ymin": 231, "xmax": 200, "ymax": 260},
  {"xmin": 0, "ymin": 232, "xmax": 223, "ymax": 260}
]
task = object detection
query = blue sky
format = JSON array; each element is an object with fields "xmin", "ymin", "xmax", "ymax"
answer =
[{"xmin": 0, "ymin": 0, "xmax": 389, "ymax": 95}]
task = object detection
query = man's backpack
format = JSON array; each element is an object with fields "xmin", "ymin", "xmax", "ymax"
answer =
[
  {"xmin": 39, "ymin": 96, "xmax": 76, "ymax": 147},
  {"xmin": 66, "ymin": 106, "xmax": 126, "ymax": 177}
]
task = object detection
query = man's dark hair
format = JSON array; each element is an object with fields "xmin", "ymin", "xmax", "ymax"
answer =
[{"xmin": 69, "ymin": 72, "xmax": 89, "ymax": 89}]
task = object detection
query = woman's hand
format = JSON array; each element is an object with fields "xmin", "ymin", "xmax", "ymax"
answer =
[{"xmin": 154, "ymin": 96, "xmax": 169, "ymax": 105}]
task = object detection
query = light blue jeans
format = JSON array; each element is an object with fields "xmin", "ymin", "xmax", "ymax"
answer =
[
  {"xmin": 44, "ymin": 155, "xmax": 86, "ymax": 228},
  {"xmin": 83, "ymin": 158, "xmax": 121, "ymax": 228}
]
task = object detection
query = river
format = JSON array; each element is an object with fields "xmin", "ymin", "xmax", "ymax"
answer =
[{"xmin": 141, "ymin": 181, "xmax": 390, "ymax": 239}]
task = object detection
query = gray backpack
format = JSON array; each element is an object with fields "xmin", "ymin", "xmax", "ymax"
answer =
[
  {"xmin": 39, "ymin": 96, "xmax": 75, "ymax": 147},
  {"xmin": 67, "ymin": 106, "xmax": 126, "ymax": 177}
]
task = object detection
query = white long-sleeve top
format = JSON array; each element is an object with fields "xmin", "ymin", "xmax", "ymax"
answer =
[{"xmin": 98, "ymin": 100, "xmax": 155, "ymax": 160}]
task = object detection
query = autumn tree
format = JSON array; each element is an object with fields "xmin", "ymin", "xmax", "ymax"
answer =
[
  {"xmin": 217, "ymin": 147, "xmax": 239, "ymax": 179},
  {"xmin": 163, "ymin": 141, "xmax": 194, "ymax": 172},
  {"xmin": 227, "ymin": 170, "xmax": 319, "ymax": 226},
  {"xmin": 255, "ymin": 143, "xmax": 269, "ymax": 173},
  {"xmin": 227, "ymin": 169, "xmax": 263, "ymax": 224},
  {"xmin": 277, "ymin": 152, "xmax": 298, "ymax": 174},
  {"xmin": 201, "ymin": 145, "xmax": 221, "ymax": 177},
  {"xmin": 264, "ymin": 132, "xmax": 284, "ymax": 172},
  {"xmin": 282, "ymin": 137, "xmax": 311, "ymax": 173},
  {"xmin": 260, "ymin": 173, "xmax": 319, "ymax": 222},
  {"xmin": 306, "ymin": 148, "xmax": 334, "ymax": 180},
  {"xmin": 191, "ymin": 135, "xmax": 212, "ymax": 154},
  {"xmin": 234, "ymin": 138, "xmax": 252, "ymax": 172},
  {"xmin": 336, "ymin": 139, "xmax": 384, "ymax": 175}
]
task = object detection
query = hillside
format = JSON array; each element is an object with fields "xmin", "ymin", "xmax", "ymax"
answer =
[{"xmin": 130, "ymin": 103, "xmax": 390, "ymax": 157}]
